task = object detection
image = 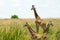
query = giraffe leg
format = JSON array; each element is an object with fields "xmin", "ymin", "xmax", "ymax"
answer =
[{"xmin": 35, "ymin": 21, "xmax": 39, "ymax": 33}]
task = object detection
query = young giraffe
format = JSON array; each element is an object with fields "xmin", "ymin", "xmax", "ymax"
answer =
[
  {"xmin": 43, "ymin": 21, "xmax": 53, "ymax": 40},
  {"xmin": 31, "ymin": 5, "xmax": 46, "ymax": 32},
  {"xmin": 24, "ymin": 22, "xmax": 42, "ymax": 40}
]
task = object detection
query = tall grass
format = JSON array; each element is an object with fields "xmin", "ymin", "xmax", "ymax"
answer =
[{"xmin": 0, "ymin": 19, "xmax": 60, "ymax": 40}]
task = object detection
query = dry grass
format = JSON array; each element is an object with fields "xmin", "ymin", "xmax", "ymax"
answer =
[{"xmin": 0, "ymin": 18, "xmax": 60, "ymax": 40}]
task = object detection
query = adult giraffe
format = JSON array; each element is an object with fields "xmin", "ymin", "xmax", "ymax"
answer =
[{"xmin": 31, "ymin": 5, "xmax": 46, "ymax": 33}]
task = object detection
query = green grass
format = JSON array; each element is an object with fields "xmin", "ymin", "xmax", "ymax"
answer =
[{"xmin": 0, "ymin": 19, "xmax": 60, "ymax": 40}]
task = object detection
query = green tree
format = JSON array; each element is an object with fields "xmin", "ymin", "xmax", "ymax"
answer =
[{"xmin": 11, "ymin": 15, "xmax": 19, "ymax": 19}]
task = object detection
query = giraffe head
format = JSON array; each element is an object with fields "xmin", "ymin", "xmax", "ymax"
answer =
[
  {"xmin": 24, "ymin": 22, "xmax": 29, "ymax": 27},
  {"xmin": 47, "ymin": 21, "xmax": 53, "ymax": 26},
  {"xmin": 31, "ymin": 5, "xmax": 35, "ymax": 10}
]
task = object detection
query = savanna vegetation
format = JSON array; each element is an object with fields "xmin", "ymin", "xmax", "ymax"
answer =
[{"xmin": 0, "ymin": 18, "xmax": 60, "ymax": 40}]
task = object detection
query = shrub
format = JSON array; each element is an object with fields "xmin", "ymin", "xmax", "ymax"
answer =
[{"xmin": 11, "ymin": 15, "xmax": 19, "ymax": 19}]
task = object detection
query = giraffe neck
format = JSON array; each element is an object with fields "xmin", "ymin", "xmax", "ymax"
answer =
[
  {"xmin": 26, "ymin": 25, "xmax": 36, "ymax": 36},
  {"xmin": 43, "ymin": 24, "xmax": 50, "ymax": 33},
  {"xmin": 33, "ymin": 8, "xmax": 41, "ymax": 19}
]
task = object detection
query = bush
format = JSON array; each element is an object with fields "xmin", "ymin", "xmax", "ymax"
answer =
[{"xmin": 11, "ymin": 15, "xmax": 19, "ymax": 19}]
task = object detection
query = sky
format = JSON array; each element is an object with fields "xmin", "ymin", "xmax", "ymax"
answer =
[{"xmin": 0, "ymin": 0, "xmax": 60, "ymax": 19}]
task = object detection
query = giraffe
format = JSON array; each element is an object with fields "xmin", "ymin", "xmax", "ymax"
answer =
[
  {"xmin": 43, "ymin": 21, "xmax": 53, "ymax": 40},
  {"xmin": 24, "ymin": 22, "xmax": 42, "ymax": 40},
  {"xmin": 43, "ymin": 21, "xmax": 53, "ymax": 33},
  {"xmin": 31, "ymin": 5, "xmax": 46, "ymax": 32}
]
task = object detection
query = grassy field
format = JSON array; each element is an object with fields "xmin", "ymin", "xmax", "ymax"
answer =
[{"xmin": 0, "ymin": 19, "xmax": 60, "ymax": 40}]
